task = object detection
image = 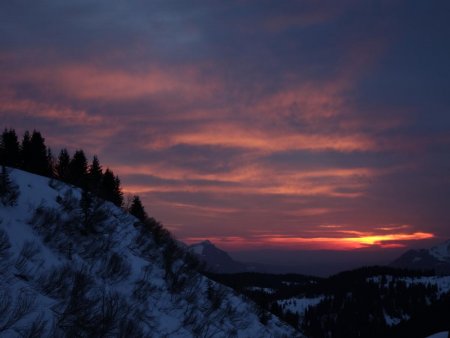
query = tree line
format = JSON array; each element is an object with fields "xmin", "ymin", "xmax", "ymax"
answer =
[{"xmin": 0, "ymin": 128, "xmax": 147, "ymax": 220}]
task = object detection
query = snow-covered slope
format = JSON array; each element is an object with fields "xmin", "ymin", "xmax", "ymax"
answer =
[
  {"xmin": 0, "ymin": 168, "xmax": 300, "ymax": 337},
  {"xmin": 390, "ymin": 240, "xmax": 450, "ymax": 273}
]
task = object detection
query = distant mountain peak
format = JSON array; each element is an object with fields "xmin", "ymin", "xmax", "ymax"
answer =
[
  {"xmin": 429, "ymin": 240, "xmax": 450, "ymax": 261},
  {"xmin": 200, "ymin": 239, "xmax": 213, "ymax": 246},
  {"xmin": 189, "ymin": 240, "xmax": 248, "ymax": 273},
  {"xmin": 391, "ymin": 239, "xmax": 450, "ymax": 273}
]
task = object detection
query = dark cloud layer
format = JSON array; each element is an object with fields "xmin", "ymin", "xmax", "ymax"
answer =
[{"xmin": 1, "ymin": 0, "xmax": 450, "ymax": 251}]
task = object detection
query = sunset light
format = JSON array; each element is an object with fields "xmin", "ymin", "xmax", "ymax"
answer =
[{"xmin": 2, "ymin": 1, "xmax": 449, "ymax": 258}]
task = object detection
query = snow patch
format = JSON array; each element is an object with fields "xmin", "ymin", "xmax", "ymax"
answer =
[{"xmin": 278, "ymin": 296, "xmax": 324, "ymax": 315}]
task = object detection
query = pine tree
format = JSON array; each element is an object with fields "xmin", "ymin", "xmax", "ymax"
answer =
[
  {"xmin": 47, "ymin": 148, "xmax": 56, "ymax": 177},
  {"xmin": 0, "ymin": 165, "xmax": 19, "ymax": 206},
  {"xmin": 20, "ymin": 131, "xmax": 32, "ymax": 171},
  {"xmin": 68, "ymin": 150, "xmax": 88, "ymax": 187},
  {"xmin": 29, "ymin": 130, "xmax": 50, "ymax": 176},
  {"xmin": 129, "ymin": 195, "xmax": 148, "ymax": 222},
  {"xmin": 0, "ymin": 128, "xmax": 20, "ymax": 167},
  {"xmin": 113, "ymin": 175, "xmax": 124, "ymax": 207},
  {"xmin": 88, "ymin": 155, "xmax": 102, "ymax": 193},
  {"xmin": 100, "ymin": 168, "xmax": 123, "ymax": 207},
  {"xmin": 56, "ymin": 149, "xmax": 71, "ymax": 182}
]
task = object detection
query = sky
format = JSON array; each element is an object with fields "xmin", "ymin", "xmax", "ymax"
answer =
[{"xmin": 1, "ymin": 0, "xmax": 450, "ymax": 254}]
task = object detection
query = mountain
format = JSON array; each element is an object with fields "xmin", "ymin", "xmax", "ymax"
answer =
[
  {"xmin": 390, "ymin": 240, "xmax": 450, "ymax": 273},
  {"xmin": 0, "ymin": 168, "xmax": 299, "ymax": 337},
  {"xmin": 188, "ymin": 240, "xmax": 293, "ymax": 274},
  {"xmin": 189, "ymin": 240, "xmax": 249, "ymax": 273}
]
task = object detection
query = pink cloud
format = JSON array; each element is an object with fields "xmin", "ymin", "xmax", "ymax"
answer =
[{"xmin": 184, "ymin": 231, "xmax": 435, "ymax": 251}]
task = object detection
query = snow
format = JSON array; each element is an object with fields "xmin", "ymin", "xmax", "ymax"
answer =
[
  {"xmin": 246, "ymin": 286, "xmax": 276, "ymax": 294},
  {"xmin": 190, "ymin": 243, "xmax": 204, "ymax": 255},
  {"xmin": 426, "ymin": 332, "xmax": 449, "ymax": 338},
  {"xmin": 401, "ymin": 276, "xmax": 450, "ymax": 295},
  {"xmin": 278, "ymin": 296, "xmax": 324, "ymax": 315},
  {"xmin": 430, "ymin": 241, "xmax": 450, "ymax": 261},
  {"xmin": 0, "ymin": 168, "xmax": 301, "ymax": 337},
  {"xmin": 368, "ymin": 275, "xmax": 450, "ymax": 296},
  {"xmin": 383, "ymin": 311, "xmax": 410, "ymax": 327}
]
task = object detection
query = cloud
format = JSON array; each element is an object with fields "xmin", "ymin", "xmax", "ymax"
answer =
[
  {"xmin": 0, "ymin": 95, "xmax": 101, "ymax": 126},
  {"xmin": 53, "ymin": 65, "xmax": 220, "ymax": 101},
  {"xmin": 1, "ymin": 0, "xmax": 449, "ymax": 253},
  {"xmin": 184, "ymin": 231, "xmax": 435, "ymax": 251},
  {"xmin": 118, "ymin": 162, "xmax": 392, "ymax": 199},
  {"xmin": 149, "ymin": 124, "xmax": 377, "ymax": 153}
]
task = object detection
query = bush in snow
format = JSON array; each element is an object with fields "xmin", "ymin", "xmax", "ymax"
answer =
[
  {"xmin": 14, "ymin": 241, "xmax": 42, "ymax": 280},
  {"xmin": 0, "ymin": 288, "xmax": 36, "ymax": 334},
  {"xmin": 35, "ymin": 264, "xmax": 75, "ymax": 300},
  {"xmin": 98, "ymin": 251, "xmax": 131, "ymax": 283},
  {"xmin": 0, "ymin": 229, "xmax": 11, "ymax": 265},
  {"xmin": 54, "ymin": 270, "xmax": 145, "ymax": 337},
  {"xmin": 0, "ymin": 165, "xmax": 20, "ymax": 207},
  {"xmin": 15, "ymin": 313, "xmax": 48, "ymax": 338}
]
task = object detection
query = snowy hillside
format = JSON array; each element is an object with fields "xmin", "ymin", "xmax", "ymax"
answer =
[{"xmin": 0, "ymin": 168, "xmax": 300, "ymax": 337}]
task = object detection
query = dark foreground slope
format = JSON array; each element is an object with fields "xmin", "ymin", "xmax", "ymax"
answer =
[{"xmin": 209, "ymin": 267, "xmax": 450, "ymax": 338}]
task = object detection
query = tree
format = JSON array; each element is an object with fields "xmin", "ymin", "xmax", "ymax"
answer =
[
  {"xmin": 80, "ymin": 189, "xmax": 94, "ymax": 234},
  {"xmin": 88, "ymin": 156, "xmax": 102, "ymax": 193},
  {"xmin": 20, "ymin": 131, "xmax": 32, "ymax": 172},
  {"xmin": 47, "ymin": 148, "xmax": 56, "ymax": 177},
  {"xmin": 100, "ymin": 169, "xmax": 123, "ymax": 207},
  {"xmin": 19, "ymin": 130, "xmax": 50, "ymax": 176},
  {"xmin": 129, "ymin": 195, "xmax": 147, "ymax": 222},
  {"xmin": 0, "ymin": 129, "xmax": 20, "ymax": 167},
  {"xmin": 56, "ymin": 149, "xmax": 71, "ymax": 182},
  {"xmin": 113, "ymin": 175, "xmax": 124, "ymax": 208},
  {"xmin": 30, "ymin": 130, "xmax": 51, "ymax": 176},
  {"xmin": 68, "ymin": 150, "xmax": 88, "ymax": 187},
  {"xmin": 0, "ymin": 165, "xmax": 19, "ymax": 206}
]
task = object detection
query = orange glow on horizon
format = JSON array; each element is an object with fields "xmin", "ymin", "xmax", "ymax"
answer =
[{"xmin": 183, "ymin": 232, "xmax": 435, "ymax": 251}]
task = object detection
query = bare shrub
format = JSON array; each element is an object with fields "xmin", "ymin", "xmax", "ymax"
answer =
[
  {"xmin": 56, "ymin": 277, "xmax": 145, "ymax": 338},
  {"xmin": 117, "ymin": 317, "xmax": 147, "ymax": 338},
  {"xmin": 15, "ymin": 313, "xmax": 47, "ymax": 338},
  {"xmin": 79, "ymin": 232, "xmax": 117, "ymax": 261},
  {"xmin": 0, "ymin": 166, "xmax": 20, "ymax": 206},
  {"xmin": 0, "ymin": 289, "xmax": 36, "ymax": 334},
  {"xmin": 98, "ymin": 252, "xmax": 131, "ymax": 283},
  {"xmin": 79, "ymin": 193, "xmax": 108, "ymax": 235},
  {"xmin": 162, "ymin": 242, "xmax": 186, "ymax": 293},
  {"xmin": 55, "ymin": 269, "xmax": 97, "ymax": 336},
  {"xmin": 206, "ymin": 281, "xmax": 225, "ymax": 311},
  {"xmin": 132, "ymin": 279, "xmax": 158, "ymax": 302},
  {"xmin": 182, "ymin": 306, "xmax": 198, "ymax": 327},
  {"xmin": 48, "ymin": 178, "xmax": 63, "ymax": 190},
  {"xmin": 29, "ymin": 205, "xmax": 61, "ymax": 243},
  {"xmin": 15, "ymin": 241, "xmax": 41, "ymax": 279},
  {"xmin": 35, "ymin": 264, "xmax": 74, "ymax": 300},
  {"xmin": 56, "ymin": 189, "xmax": 77, "ymax": 213},
  {"xmin": 0, "ymin": 229, "xmax": 11, "ymax": 271},
  {"xmin": 131, "ymin": 229, "xmax": 157, "ymax": 261}
]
